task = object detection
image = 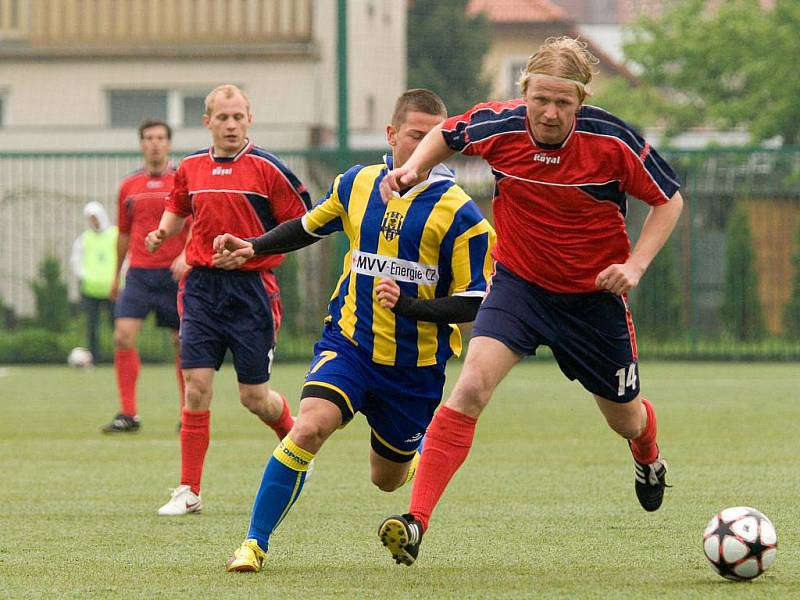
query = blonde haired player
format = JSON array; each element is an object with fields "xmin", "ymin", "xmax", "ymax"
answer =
[{"xmin": 378, "ymin": 37, "xmax": 684, "ymax": 565}]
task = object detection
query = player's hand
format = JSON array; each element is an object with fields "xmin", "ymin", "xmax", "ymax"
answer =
[
  {"xmin": 212, "ymin": 234, "xmax": 254, "ymax": 270},
  {"xmin": 170, "ymin": 253, "xmax": 189, "ymax": 282},
  {"xmin": 379, "ymin": 167, "xmax": 422, "ymax": 204},
  {"xmin": 595, "ymin": 262, "xmax": 645, "ymax": 296},
  {"xmin": 375, "ymin": 278, "xmax": 401, "ymax": 309},
  {"xmin": 213, "ymin": 233, "xmax": 255, "ymax": 258},
  {"xmin": 145, "ymin": 228, "xmax": 166, "ymax": 253},
  {"xmin": 212, "ymin": 249, "xmax": 250, "ymax": 270}
]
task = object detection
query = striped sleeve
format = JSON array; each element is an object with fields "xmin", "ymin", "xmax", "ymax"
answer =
[
  {"xmin": 448, "ymin": 202, "xmax": 496, "ymax": 297},
  {"xmin": 578, "ymin": 106, "xmax": 681, "ymax": 205},
  {"xmin": 621, "ymin": 141, "xmax": 681, "ymax": 206},
  {"xmin": 441, "ymin": 100, "xmax": 527, "ymax": 157},
  {"xmin": 301, "ymin": 174, "xmax": 346, "ymax": 237}
]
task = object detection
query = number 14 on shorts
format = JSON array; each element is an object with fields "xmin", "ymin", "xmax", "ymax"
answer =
[{"xmin": 615, "ymin": 363, "xmax": 638, "ymax": 396}]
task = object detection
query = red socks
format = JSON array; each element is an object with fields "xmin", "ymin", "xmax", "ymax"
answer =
[
  {"xmin": 260, "ymin": 394, "xmax": 295, "ymax": 440},
  {"xmin": 114, "ymin": 348, "xmax": 140, "ymax": 417},
  {"xmin": 180, "ymin": 409, "xmax": 210, "ymax": 495},
  {"xmin": 630, "ymin": 398, "xmax": 659, "ymax": 464},
  {"xmin": 409, "ymin": 405, "xmax": 478, "ymax": 532}
]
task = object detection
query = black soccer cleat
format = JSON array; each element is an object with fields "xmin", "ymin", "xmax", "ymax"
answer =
[
  {"xmin": 379, "ymin": 513, "xmax": 423, "ymax": 566},
  {"xmin": 101, "ymin": 413, "xmax": 141, "ymax": 433},
  {"xmin": 633, "ymin": 455, "xmax": 669, "ymax": 512}
]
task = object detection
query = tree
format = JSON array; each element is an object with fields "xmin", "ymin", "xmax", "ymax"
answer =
[
  {"xmin": 407, "ymin": 0, "xmax": 491, "ymax": 115},
  {"xmin": 630, "ymin": 239, "xmax": 684, "ymax": 341},
  {"xmin": 721, "ymin": 203, "xmax": 766, "ymax": 341},
  {"xmin": 615, "ymin": 0, "xmax": 800, "ymax": 144},
  {"xmin": 30, "ymin": 256, "xmax": 69, "ymax": 333}
]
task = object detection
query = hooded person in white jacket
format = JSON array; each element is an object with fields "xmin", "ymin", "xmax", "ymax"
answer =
[{"xmin": 70, "ymin": 201, "xmax": 118, "ymax": 363}]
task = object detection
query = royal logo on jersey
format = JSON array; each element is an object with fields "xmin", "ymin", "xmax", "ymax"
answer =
[
  {"xmin": 380, "ymin": 211, "xmax": 405, "ymax": 241},
  {"xmin": 146, "ymin": 180, "xmax": 164, "ymax": 188},
  {"xmin": 533, "ymin": 152, "xmax": 561, "ymax": 165},
  {"xmin": 211, "ymin": 166, "xmax": 233, "ymax": 176}
]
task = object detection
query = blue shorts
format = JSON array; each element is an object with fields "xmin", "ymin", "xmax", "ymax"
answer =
[
  {"xmin": 473, "ymin": 262, "xmax": 641, "ymax": 402},
  {"xmin": 301, "ymin": 325, "xmax": 446, "ymax": 463},
  {"xmin": 115, "ymin": 267, "xmax": 180, "ymax": 330},
  {"xmin": 179, "ymin": 267, "xmax": 275, "ymax": 385}
]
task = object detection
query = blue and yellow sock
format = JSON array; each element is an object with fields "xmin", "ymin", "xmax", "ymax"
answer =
[{"xmin": 247, "ymin": 436, "xmax": 315, "ymax": 552}]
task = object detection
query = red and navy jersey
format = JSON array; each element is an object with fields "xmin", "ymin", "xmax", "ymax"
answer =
[
  {"xmin": 118, "ymin": 166, "xmax": 189, "ymax": 268},
  {"xmin": 166, "ymin": 140, "xmax": 311, "ymax": 271},
  {"xmin": 442, "ymin": 100, "xmax": 681, "ymax": 293}
]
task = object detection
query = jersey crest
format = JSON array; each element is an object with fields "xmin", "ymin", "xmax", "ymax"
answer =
[{"xmin": 380, "ymin": 211, "xmax": 405, "ymax": 241}]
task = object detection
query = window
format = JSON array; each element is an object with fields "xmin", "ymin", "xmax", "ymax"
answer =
[
  {"xmin": 182, "ymin": 94, "xmax": 207, "ymax": 128},
  {"xmin": 508, "ymin": 60, "xmax": 527, "ymax": 99},
  {"xmin": 107, "ymin": 89, "xmax": 212, "ymax": 128},
  {"xmin": 109, "ymin": 90, "xmax": 168, "ymax": 127}
]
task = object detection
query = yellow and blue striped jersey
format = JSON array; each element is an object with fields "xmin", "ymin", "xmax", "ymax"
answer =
[{"xmin": 301, "ymin": 156, "xmax": 496, "ymax": 367}]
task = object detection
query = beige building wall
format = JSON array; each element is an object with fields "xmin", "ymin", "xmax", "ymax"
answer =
[
  {"xmin": 1, "ymin": 59, "xmax": 319, "ymax": 151},
  {"xmin": 0, "ymin": 0, "xmax": 407, "ymax": 152}
]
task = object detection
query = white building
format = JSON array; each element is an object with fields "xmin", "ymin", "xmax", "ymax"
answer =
[{"xmin": 0, "ymin": 0, "xmax": 406, "ymax": 152}]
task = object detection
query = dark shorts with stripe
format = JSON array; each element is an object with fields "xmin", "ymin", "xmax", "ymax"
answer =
[
  {"xmin": 301, "ymin": 325, "xmax": 445, "ymax": 463},
  {"xmin": 114, "ymin": 267, "xmax": 180, "ymax": 330},
  {"xmin": 472, "ymin": 262, "xmax": 641, "ymax": 402},
  {"xmin": 179, "ymin": 267, "xmax": 275, "ymax": 385}
]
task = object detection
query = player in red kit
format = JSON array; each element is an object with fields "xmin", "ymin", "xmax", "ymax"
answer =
[
  {"xmin": 101, "ymin": 120, "xmax": 190, "ymax": 434},
  {"xmin": 377, "ymin": 37, "xmax": 685, "ymax": 565},
  {"xmin": 146, "ymin": 85, "xmax": 311, "ymax": 516}
]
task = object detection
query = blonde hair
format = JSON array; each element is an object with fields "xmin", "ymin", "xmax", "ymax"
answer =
[
  {"xmin": 518, "ymin": 37, "xmax": 599, "ymax": 102},
  {"xmin": 204, "ymin": 84, "xmax": 250, "ymax": 116}
]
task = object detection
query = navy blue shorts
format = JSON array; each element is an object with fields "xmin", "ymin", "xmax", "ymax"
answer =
[
  {"xmin": 301, "ymin": 325, "xmax": 445, "ymax": 463},
  {"xmin": 473, "ymin": 262, "xmax": 641, "ymax": 402},
  {"xmin": 115, "ymin": 267, "xmax": 180, "ymax": 330},
  {"xmin": 179, "ymin": 267, "xmax": 275, "ymax": 385}
]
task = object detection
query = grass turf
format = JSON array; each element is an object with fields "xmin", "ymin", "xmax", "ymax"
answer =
[{"xmin": 0, "ymin": 361, "xmax": 797, "ymax": 599}]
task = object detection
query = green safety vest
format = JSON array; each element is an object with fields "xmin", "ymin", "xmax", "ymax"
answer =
[{"xmin": 80, "ymin": 226, "xmax": 118, "ymax": 299}]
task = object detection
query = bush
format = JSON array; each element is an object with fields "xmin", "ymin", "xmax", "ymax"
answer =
[
  {"xmin": 0, "ymin": 328, "xmax": 73, "ymax": 363},
  {"xmin": 721, "ymin": 202, "xmax": 766, "ymax": 341},
  {"xmin": 30, "ymin": 256, "xmax": 70, "ymax": 333},
  {"xmin": 631, "ymin": 239, "xmax": 685, "ymax": 340}
]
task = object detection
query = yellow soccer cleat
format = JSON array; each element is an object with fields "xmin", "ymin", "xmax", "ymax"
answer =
[{"xmin": 226, "ymin": 539, "xmax": 267, "ymax": 573}]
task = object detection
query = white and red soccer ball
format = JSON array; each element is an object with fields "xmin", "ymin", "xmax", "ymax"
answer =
[{"xmin": 703, "ymin": 506, "xmax": 777, "ymax": 580}]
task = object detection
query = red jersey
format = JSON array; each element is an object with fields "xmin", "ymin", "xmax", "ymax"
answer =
[
  {"xmin": 166, "ymin": 140, "xmax": 311, "ymax": 271},
  {"xmin": 118, "ymin": 166, "xmax": 189, "ymax": 268},
  {"xmin": 442, "ymin": 100, "xmax": 681, "ymax": 293}
]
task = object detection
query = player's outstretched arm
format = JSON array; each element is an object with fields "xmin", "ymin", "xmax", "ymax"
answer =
[
  {"xmin": 379, "ymin": 123, "xmax": 457, "ymax": 204},
  {"xmin": 595, "ymin": 191, "xmax": 684, "ymax": 295},
  {"xmin": 211, "ymin": 217, "xmax": 320, "ymax": 270}
]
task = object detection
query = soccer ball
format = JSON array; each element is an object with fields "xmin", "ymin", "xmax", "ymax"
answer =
[
  {"xmin": 703, "ymin": 506, "xmax": 777, "ymax": 580},
  {"xmin": 67, "ymin": 346, "xmax": 93, "ymax": 368}
]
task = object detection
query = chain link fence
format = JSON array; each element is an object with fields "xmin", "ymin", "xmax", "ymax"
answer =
[{"xmin": 1, "ymin": 148, "xmax": 799, "ymax": 362}]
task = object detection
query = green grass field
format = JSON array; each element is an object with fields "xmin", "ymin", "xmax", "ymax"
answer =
[{"xmin": 1, "ymin": 361, "xmax": 797, "ymax": 599}]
